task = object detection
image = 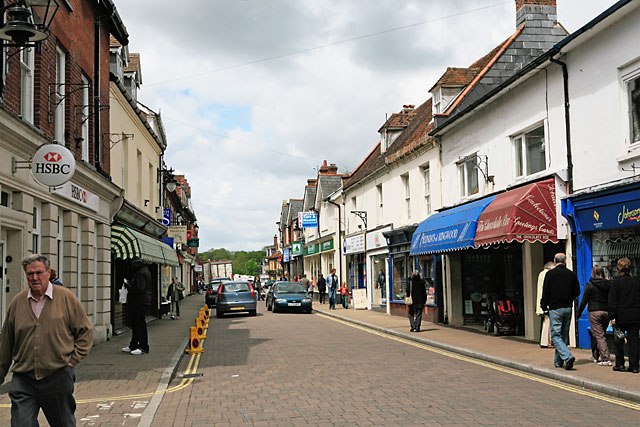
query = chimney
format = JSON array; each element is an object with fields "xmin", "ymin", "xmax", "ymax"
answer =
[
  {"xmin": 274, "ymin": 234, "xmax": 278, "ymax": 246},
  {"xmin": 515, "ymin": 0, "xmax": 557, "ymax": 27},
  {"xmin": 319, "ymin": 160, "xmax": 329, "ymax": 174},
  {"xmin": 307, "ymin": 179, "xmax": 317, "ymax": 186},
  {"xmin": 402, "ymin": 104, "xmax": 415, "ymax": 113},
  {"xmin": 327, "ymin": 163, "xmax": 338, "ymax": 175}
]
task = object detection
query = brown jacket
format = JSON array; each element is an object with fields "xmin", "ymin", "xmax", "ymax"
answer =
[{"xmin": 0, "ymin": 285, "xmax": 93, "ymax": 382}]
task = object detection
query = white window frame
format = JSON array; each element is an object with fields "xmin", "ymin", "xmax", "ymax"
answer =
[
  {"xmin": 55, "ymin": 48, "xmax": 66, "ymax": 144},
  {"xmin": 376, "ymin": 184, "xmax": 383, "ymax": 225},
  {"xmin": 512, "ymin": 124, "xmax": 547, "ymax": 179},
  {"xmin": 621, "ymin": 61, "xmax": 640, "ymax": 148},
  {"xmin": 32, "ymin": 203, "xmax": 41, "ymax": 254},
  {"xmin": 20, "ymin": 47, "xmax": 34, "ymax": 123},
  {"xmin": 81, "ymin": 75, "xmax": 90, "ymax": 162},
  {"xmin": 458, "ymin": 155, "xmax": 479, "ymax": 198},
  {"xmin": 422, "ymin": 164, "xmax": 431, "ymax": 216},
  {"xmin": 401, "ymin": 173, "xmax": 411, "ymax": 221},
  {"xmin": 433, "ymin": 88, "xmax": 442, "ymax": 114}
]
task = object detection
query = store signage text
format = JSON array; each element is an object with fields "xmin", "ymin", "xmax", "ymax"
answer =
[
  {"xmin": 343, "ymin": 234, "xmax": 365, "ymax": 254},
  {"xmin": 299, "ymin": 211, "xmax": 319, "ymax": 227},
  {"xmin": 53, "ymin": 182, "xmax": 99, "ymax": 212},
  {"xmin": 31, "ymin": 144, "xmax": 76, "ymax": 187}
]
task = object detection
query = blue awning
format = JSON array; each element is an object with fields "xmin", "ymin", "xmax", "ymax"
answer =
[{"xmin": 410, "ymin": 196, "xmax": 496, "ymax": 255}]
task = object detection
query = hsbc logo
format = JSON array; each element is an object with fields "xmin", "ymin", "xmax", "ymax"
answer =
[
  {"xmin": 31, "ymin": 144, "xmax": 76, "ymax": 187},
  {"xmin": 44, "ymin": 152, "xmax": 63, "ymax": 162}
]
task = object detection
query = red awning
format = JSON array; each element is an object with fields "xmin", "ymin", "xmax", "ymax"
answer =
[{"xmin": 474, "ymin": 178, "xmax": 557, "ymax": 247}]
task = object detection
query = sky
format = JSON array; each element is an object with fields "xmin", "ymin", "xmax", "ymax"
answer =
[{"xmin": 113, "ymin": 0, "xmax": 619, "ymax": 252}]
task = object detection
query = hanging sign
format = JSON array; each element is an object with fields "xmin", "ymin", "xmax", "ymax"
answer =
[
  {"xmin": 299, "ymin": 211, "xmax": 319, "ymax": 227},
  {"xmin": 31, "ymin": 144, "xmax": 76, "ymax": 187},
  {"xmin": 167, "ymin": 225, "xmax": 188, "ymax": 243}
]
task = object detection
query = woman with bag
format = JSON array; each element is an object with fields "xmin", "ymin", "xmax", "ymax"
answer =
[
  {"xmin": 609, "ymin": 257, "xmax": 640, "ymax": 373},
  {"xmin": 577, "ymin": 265, "xmax": 611, "ymax": 365},
  {"xmin": 407, "ymin": 270, "xmax": 427, "ymax": 333}
]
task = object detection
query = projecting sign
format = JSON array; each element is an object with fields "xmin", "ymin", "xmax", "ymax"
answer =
[
  {"xmin": 343, "ymin": 234, "xmax": 365, "ymax": 254},
  {"xmin": 31, "ymin": 144, "xmax": 76, "ymax": 187},
  {"xmin": 162, "ymin": 209, "xmax": 172, "ymax": 226},
  {"xmin": 298, "ymin": 211, "xmax": 319, "ymax": 227},
  {"xmin": 167, "ymin": 225, "xmax": 188, "ymax": 243}
]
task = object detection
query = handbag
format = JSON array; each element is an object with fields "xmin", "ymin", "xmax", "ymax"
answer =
[
  {"xmin": 118, "ymin": 285, "xmax": 128, "ymax": 304},
  {"xmin": 405, "ymin": 280, "xmax": 413, "ymax": 305},
  {"xmin": 613, "ymin": 323, "xmax": 626, "ymax": 345},
  {"xmin": 179, "ymin": 289, "xmax": 185, "ymax": 300}
]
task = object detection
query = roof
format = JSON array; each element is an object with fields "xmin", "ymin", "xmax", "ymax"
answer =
[
  {"xmin": 125, "ymin": 53, "xmax": 140, "ymax": 74},
  {"xmin": 343, "ymin": 142, "xmax": 383, "ymax": 190},
  {"xmin": 378, "ymin": 110, "xmax": 416, "ymax": 132},
  {"xmin": 317, "ymin": 175, "xmax": 343, "ymax": 200},
  {"xmin": 287, "ymin": 199, "xmax": 304, "ymax": 225},
  {"xmin": 100, "ymin": 0, "xmax": 129, "ymax": 45},
  {"xmin": 279, "ymin": 203, "xmax": 288, "ymax": 229},
  {"xmin": 303, "ymin": 185, "xmax": 317, "ymax": 210}
]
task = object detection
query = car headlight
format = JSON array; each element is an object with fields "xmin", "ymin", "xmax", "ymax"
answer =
[
  {"xmin": 275, "ymin": 298, "xmax": 287, "ymax": 303},
  {"xmin": 302, "ymin": 298, "xmax": 311, "ymax": 303}
]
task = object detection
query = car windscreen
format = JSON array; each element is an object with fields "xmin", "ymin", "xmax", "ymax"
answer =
[
  {"xmin": 276, "ymin": 283, "xmax": 306, "ymax": 293},
  {"xmin": 222, "ymin": 283, "xmax": 251, "ymax": 293}
]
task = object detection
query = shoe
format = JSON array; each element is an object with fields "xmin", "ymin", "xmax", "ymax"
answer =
[
  {"xmin": 170, "ymin": 315, "xmax": 176, "ymax": 320},
  {"xmin": 554, "ymin": 363, "xmax": 564, "ymax": 368},
  {"xmin": 410, "ymin": 328, "xmax": 415, "ymax": 332},
  {"xmin": 122, "ymin": 347, "xmax": 131, "ymax": 353},
  {"xmin": 627, "ymin": 367, "xmax": 639, "ymax": 373},
  {"xmin": 130, "ymin": 349, "xmax": 146, "ymax": 355},
  {"xmin": 598, "ymin": 361, "xmax": 613, "ymax": 366},
  {"xmin": 613, "ymin": 365, "xmax": 626, "ymax": 372},
  {"xmin": 590, "ymin": 356, "xmax": 599, "ymax": 363},
  {"xmin": 564, "ymin": 356, "xmax": 575, "ymax": 370},
  {"xmin": 415, "ymin": 328, "xmax": 420, "ymax": 333}
]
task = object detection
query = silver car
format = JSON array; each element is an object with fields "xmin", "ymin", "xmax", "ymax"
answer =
[{"xmin": 216, "ymin": 281, "xmax": 258, "ymax": 317}]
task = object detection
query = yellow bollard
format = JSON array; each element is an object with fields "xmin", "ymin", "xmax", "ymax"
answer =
[
  {"xmin": 195, "ymin": 318, "xmax": 207, "ymax": 339},
  {"xmin": 185, "ymin": 326, "xmax": 204, "ymax": 354}
]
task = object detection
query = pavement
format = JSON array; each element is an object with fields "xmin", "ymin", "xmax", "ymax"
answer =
[{"xmin": 313, "ymin": 303, "xmax": 640, "ymax": 404}]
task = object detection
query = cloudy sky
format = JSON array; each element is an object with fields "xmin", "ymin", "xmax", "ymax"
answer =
[{"xmin": 114, "ymin": 0, "xmax": 618, "ymax": 251}]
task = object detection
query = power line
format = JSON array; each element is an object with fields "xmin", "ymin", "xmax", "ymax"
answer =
[{"xmin": 145, "ymin": 1, "xmax": 511, "ymax": 87}]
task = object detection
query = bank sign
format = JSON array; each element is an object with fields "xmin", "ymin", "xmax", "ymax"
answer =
[
  {"xmin": 31, "ymin": 144, "xmax": 76, "ymax": 187},
  {"xmin": 298, "ymin": 211, "xmax": 319, "ymax": 228},
  {"xmin": 53, "ymin": 182, "xmax": 99, "ymax": 212}
]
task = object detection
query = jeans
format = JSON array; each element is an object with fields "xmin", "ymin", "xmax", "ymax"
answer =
[
  {"xmin": 408, "ymin": 305, "xmax": 423, "ymax": 331},
  {"xmin": 550, "ymin": 307, "xmax": 573, "ymax": 366},
  {"xmin": 329, "ymin": 288, "xmax": 337, "ymax": 308}
]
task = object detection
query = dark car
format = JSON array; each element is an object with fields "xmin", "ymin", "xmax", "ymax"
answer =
[
  {"xmin": 216, "ymin": 281, "xmax": 257, "ymax": 317},
  {"xmin": 205, "ymin": 277, "xmax": 231, "ymax": 308},
  {"xmin": 266, "ymin": 281, "xmax": 312, "ymax": 314}
]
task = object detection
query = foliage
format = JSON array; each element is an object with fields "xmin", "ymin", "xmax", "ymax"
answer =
[{"xmin": 199, "ymin": 248, "xmax": 265, "ymax": 276}]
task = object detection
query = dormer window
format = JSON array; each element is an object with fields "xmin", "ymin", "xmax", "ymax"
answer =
[{"xmin": 433, "ymin": 88, "xmax": 442, "ymax": 114}]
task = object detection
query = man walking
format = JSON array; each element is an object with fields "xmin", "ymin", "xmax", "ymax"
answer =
[
  {"xmin": 300, "ymin": 274, "xmax": 311, "ymax": 298},
  {"xmin": 317, "ymin": 274, "xmax": 327, "ymax": 304},
  {"xmin": 167, "ymin": 276, "xmax": 184, "ymax": 319},
  {"xmin": 0, "ymin": 254, "xmax": 93, "ymax": 426},
  {"xmin": 123, "ymin": 257, "xmax": 152, "ymax": 355},
  {"xmin": 541, "ymin": 253, "xmax": 581, "ymax": 370},
  {"xmin": 327, "ymin": 268, "xmax": 339, "ymax": 310}
]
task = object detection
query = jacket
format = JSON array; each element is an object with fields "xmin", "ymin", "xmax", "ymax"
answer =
[
  {"xmin": 577, "ymin": 277, "xmax": 610, "ymax": 317},
  {"xmin": 327, "ymin": 274, "xmax": 339, "ymax": 290},
  {"xmin": 127, "ymin": 264, "xmax": 152, "ymax": 305},
  {"xmin": 407, "ymin": 275, "xmax": 427, "ymax": 307},
  {"xmin": 609, "ymin": 274, "xmax": 640, "ymax": 324},
  {"xmin": 317, "ymin": 277, "xmax": 326, "ymax": 291},
  {"xmin": 540, "ymin": 264, "xmax": 580, "ymax": 311}
]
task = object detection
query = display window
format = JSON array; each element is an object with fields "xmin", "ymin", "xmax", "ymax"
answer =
[
  {"xmin": 418, "ymin": 256, "xmax": 435, "ymax": 305},
  {"xmin": 592, "ymin": 228, "xmax": 640, "ymax": 278},
  {"xmin": 392, "ymin": 254, "xmax": 407, "ymax": 300},
  {"xmin": 371, "ymin": 254, "xmax": 387, "ymax": 304}
]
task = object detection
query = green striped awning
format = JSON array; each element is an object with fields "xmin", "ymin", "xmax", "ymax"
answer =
[{"xmin": 111, "ymin": 225, "xmax": 179, "ymax": 267}]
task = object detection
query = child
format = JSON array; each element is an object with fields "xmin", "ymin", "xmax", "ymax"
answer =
[{"xmin": 339, "ymin": 282, "xmax": 349, "ymax": 309}]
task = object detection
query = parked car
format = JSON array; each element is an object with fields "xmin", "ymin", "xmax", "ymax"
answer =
[
  {"xmin": 266, "ymin": 281, "xmax": 312, "ymax": 314},
  {"xmin": 205, "ymin": 277, "xmax": 231, "ymax": 308},
  {"xmin": 216, "ymin": 281, "xmax": 257, "ymax": 317}
]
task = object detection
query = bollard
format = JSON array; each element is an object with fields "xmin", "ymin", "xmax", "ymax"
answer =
[
  {"xmin": 195, "ymin": 318, "xmax": 207, "ymax": 339},
  {"xmin": 186, "ymin": 326, "xmax": 204, "ymax": 354}
]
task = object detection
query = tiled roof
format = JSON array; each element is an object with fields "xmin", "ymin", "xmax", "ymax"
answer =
[
  {"xmin": 384, "ymin": 98, "xmax": 434, "ymax": 161},
  {"xmin": 288, "ymin": 199, "xmax": 304, "ymax": 224},
  {"xmin": 343, "ymin": 142, "xmax": 383, "ymax": 190},
  {"xmin": 378, "ymin": 111, "xmax": 416, "ymax": 132},
  {"xmin": 430, "ymin": 67, "xmax": 479, "ymax": 91},
  {"xmin": 125, "ymin": 53, "xmax": 140, "ymax": 74},
  {"xmin": 318, "ymin": 175, "xmax": 343, "ymax": 199},
  {"xmin": 110, "ymin": 35, "xmax": 121, "ymax": 48}
]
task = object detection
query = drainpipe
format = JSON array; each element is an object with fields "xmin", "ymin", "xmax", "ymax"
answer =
[
  {"xmin": 549, "ymin": 55, "xmax": 573, "ymax": 195},
  {"xmin": 328, "ymin": 198, "xmax": 342, "ymax": 284},
  {"xmin": 94, "ymin": 19, "xmax": 102, "ymax": 175}
]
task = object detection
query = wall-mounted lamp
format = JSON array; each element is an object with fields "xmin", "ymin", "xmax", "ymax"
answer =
[{"xmin": 0, "ymin": 0, "xmax": 59, "ymax": 47}]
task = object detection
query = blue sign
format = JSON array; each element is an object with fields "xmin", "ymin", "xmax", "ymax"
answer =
[
  {"xmin": 300, "ymin": 211, "xmax": 318, "ymax": 228},
  {"xmin": 162, "ymin": 208, "xmax": 172, "ymax": 226},
  {"xmin": 283, "ymin": 249, "xmax": 290, "ymax": 262}
]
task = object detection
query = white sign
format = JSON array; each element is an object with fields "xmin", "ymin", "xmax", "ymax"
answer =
[
  {"xmin": 343, "ymin": 234, "xmax": 365, "ymax": 254},
  {"xmin": 352, "ymin": 288, "xmax": 367, "ymax": 309},
  {"xmin": 366, "ymin": 226, "xmax": 391, "ymax": 249},
  {"xmin": 53, "ymin": 181, "xmax": 99, "ymax": 212},
  {"xmin": 31, "ymin": 144, "xmax": 76, "ymax": 187},
  {"xmin": 167, "ymin": 225, "xmax": 188, "ymax": 243},
  {"xmin": 194, "ymin": 265, "xmax": 203, "ymax": 272}
]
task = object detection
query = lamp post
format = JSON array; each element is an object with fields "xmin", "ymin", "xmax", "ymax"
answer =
[{"xmin": 0, "ymin": 0, "xmax": 59, "ymax": 47}]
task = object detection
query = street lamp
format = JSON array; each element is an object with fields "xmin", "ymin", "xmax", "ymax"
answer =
[{"xmin": 0, "ymin": 0, "xmax": 59, "ymax": 46}]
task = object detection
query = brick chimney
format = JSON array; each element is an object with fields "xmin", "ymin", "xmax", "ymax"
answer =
[
  {"xmin": 516, "ymin": 0, "xmax": 557, "ymax": 27},
  {"xmin": 307, "ymin": 179, "xmax": 317, "ymax": 186},
  {"xmin": 318, "ymin": 160, "xmax": 329, "ymax": 174},
  {"xmin": 327, "ymin": 163, "xmax": 338, "ymax": 175},
  {"xmin": 274, "ymin": 234, "xmax": 278, "ymax": 246}
]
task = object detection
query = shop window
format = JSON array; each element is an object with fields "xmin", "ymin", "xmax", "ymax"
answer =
[
  {"xmin": 418, "ymin": 256, "xmax": 435, "ymax": 305},
  {"xmin": 392, "ymin": 254, "xmax": 407, "ymax": 300},
  {"xmin": 20, "ymin": 48, "xmax": 34, "ymax": 123},
  {"xmin": 512, "ymin": 125, "xmax": 546, "ymax": 178},
  {"xmin": 458, "ymin": 155, "xmax": 479, "ymax": 197},
  {"xmin": 372, "ymin": 254, "xmax": 387, "ymax": 304},
  {"xmin": 629, "ymin": 74, "xmax": 640, "ymax": 145},
  {"xmin": 592, "ymin": 229, "xmax": 640, "ymax": 278}
]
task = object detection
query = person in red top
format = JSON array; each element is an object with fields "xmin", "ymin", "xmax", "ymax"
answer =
[{"xmin": 339, "ymin": 282, "xmax": 349, "ymax": 309}]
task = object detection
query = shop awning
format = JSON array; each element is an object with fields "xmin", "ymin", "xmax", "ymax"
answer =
[
  {"xmin": 410, "ymin": 196, "xmax": 496, "ymax": 255},
  {"xmin": 111, "ymin": 224, "xmax": 179, "ymax": 267},
  {"xmin": 474, "ymin": 178, "xmax": 557, "ymax": 247}
]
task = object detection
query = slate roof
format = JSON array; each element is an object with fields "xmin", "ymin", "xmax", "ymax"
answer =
[
  {"xmin": 279, "ymin": 203, "xmax": 288, "ymax": 229},
  {"xmin": 287, "ymin": 199, "xmax": 304, "ymax": 225},
  {"xmin": 303, "ymin": 185, "xmax": 317, "ymax": 210},
  {"xmin": 317, "ymin": 175, "xmax": 343, "ymax": 200}
]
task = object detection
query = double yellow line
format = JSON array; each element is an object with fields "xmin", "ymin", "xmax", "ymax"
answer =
[{"xmin": 320, "ymin": 313, "xmax": 640, "ymax": 412}]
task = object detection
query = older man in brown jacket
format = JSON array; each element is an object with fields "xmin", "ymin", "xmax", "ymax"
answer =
[{"xmin": 0, "ymin": 254, "xmax": 93, "ymax": 426}]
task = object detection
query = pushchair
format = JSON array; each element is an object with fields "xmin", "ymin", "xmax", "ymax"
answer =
[{"xmin": 484, "ymin": 295, "xmax": 522, "ymax": 336}]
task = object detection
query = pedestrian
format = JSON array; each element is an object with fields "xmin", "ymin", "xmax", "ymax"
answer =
[
  {"xmin": 540, "ymin": 253, "xmax": 581, "ymax": 370},
  {"xmin": 253, "ymin": 277, "xmax": 261, "ymax": 300},
  {"xmin": 577, "ymin": 265, "xmax": 611, "ymax": 365},
  {"xmin": 317, "ymin": 274, "xmax": 327, "ymax": 304},
  {"xmin": 407, "ymin": 270, "xmax": 427, "ymax": 332},
  {"xmin": 339, "ymin": 282, "xmax": 349, "ymax": 308},
  {"xmin": 327, "ymin": 268, "xmax": 339, "ymax": 309},
  {"xmin": 536, "ymin": 261, "xmax": 555, "ymax": 348},
  {"xmin": 167, "ymin": 276, "xmax": 184, "ymax": 320},
  {"xmin": 123, "ymin": 256, "xmax": 152, "ymax": 355},
  {"xmin": 0, "ymin": 254, "xmax": 93, "ymax": 426},
  {"xmin": 49, "ymin": 268, "xmax": 64, "ymax": 286},
  {"xmin": 609, "ymin": 257, "xmax": 640, "ymax": 373},
  {"xmin": 378, "ymin": 269, "xmax": 386, "ymax": 301},
  {"xmin": 300, "ymin": 274, "xmax": 311, "ymax": 297}
]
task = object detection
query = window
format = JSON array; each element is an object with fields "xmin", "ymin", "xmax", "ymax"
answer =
[
  {"xmin": 1, "ymin": 191, "xmax": 10, "ymax": 208},
  {"xmin": 136, "ymin": 150, "xmax": 142, "ymax": 206},
  {"xmin": 513, "ymin": 125, "xmax": 546, "ymax": 178},
  {"xmin": 629, "ymin": 75, "xmax": 640, "ymax": 144},
  {"xmin": 32, "ymin": 204, "xmax": 41, "ymax": 254},
  {"xmin": 433, "ymin": 88, "xmax": 442, "ymax": 114},
  {"xmin": 459, "ymin": 155, "xmax": 479, "ymax": 197},
  {"xmin": 55, "ymin": 48, "xmax": 66, "ymax": 144},
  {"xmin": 422, "ymin": 164, "xmax": 431, "ymax": 216},
  {"xmin": 20, "ymin": 48, "xmax": 34, "ymax": 123},
  {"xmin": 81, "ymin": 76, "xmax": 90, "ymax": 162},
  {"xmin": 376, "ymin": 184, "xmax": 383, "ymax": 224},
  {"xmin": 57, "ymin": 213, "xmax": 64, "ymax": 276},
  {"xmin": 401, "ymin": 173, "xmax": 411, "ymax": 220}
]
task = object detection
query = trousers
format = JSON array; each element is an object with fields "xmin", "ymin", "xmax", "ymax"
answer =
[
  {"xmin": 129, "ymin": 302, "xmax": 150, "ymax": 353},
  {"xmin": 408, "ymin": 305, "xmax": 423, "ymax": 331},
  {"xmin": 614, "ymin": 322, "xmax": 640, "ymax": 370}
]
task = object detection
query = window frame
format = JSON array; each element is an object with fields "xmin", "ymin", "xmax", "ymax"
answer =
[
  {"xmin": 32, "ymin": 203, "xmax": 41, "ymax": 254},
  {"xmin": 401, "ymin": 173, "xmax": 411, "ymax": 221},
  {"xmin": 623, "ymin": 66, "xmax": 640, "ymax": 148},
  {"xmin": 19, "ymin": 47, "xmax": 34, "ymax": 123},
  {"xmin": 54, "ymin": 47, "xmax": 66, "ymax": 144},
  {"xmin": 81, "ymin": 75, "xmax": 90, "ymax": 162},
  {"xmin": 458, "ymin": 154, "xmax": 479, "ymax": 198},
  {"xmin": 511, "ymin": 123, "xmax": 547, "ymax": 179},
  {"xmin": 421, "ymin": 163, "xmax": 431, "ymax": 216},
  {"xmin": 376, "ymin": 184, "xmax": 383, "ymax": 225}
]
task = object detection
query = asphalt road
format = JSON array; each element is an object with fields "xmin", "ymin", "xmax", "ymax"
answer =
[{"xmin": 149, "ymin": 302, "xmax": 640, "ymax": 426}]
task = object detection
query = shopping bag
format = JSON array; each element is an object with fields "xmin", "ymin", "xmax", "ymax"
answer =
[{"xmin": 119, "ymin": 285, "xmax": 128, "ymax": 304}]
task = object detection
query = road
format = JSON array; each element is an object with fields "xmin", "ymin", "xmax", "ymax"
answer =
[{"xmin": 151, "ymin": 303, "xmax": 640, "ymax": 426}]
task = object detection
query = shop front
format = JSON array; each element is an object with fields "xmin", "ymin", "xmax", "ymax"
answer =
[
  {"xmin": 562, "ymin": 180, "xmax": 640, "ymax": 348},
  {"xmin": 320, "ymin": 237, "xmax": 336, "ymax": 278},
  {"xmin": 367, "ymin": 226, "xmax": 392, "ymax": 312},
  {"xmin": 303, "ymin": 242, "xmax": 320, "ymax": 281},
  {"xmin": 291, "ymin": 242, "xmax": 303, "ymax": 279},
  {"xmin": 383, "ymin": 225, "xmax": 417, "ymax": 317},
  {"xmin": 344, "ymin": 233, "xmax": 365, "ymax": 293}
]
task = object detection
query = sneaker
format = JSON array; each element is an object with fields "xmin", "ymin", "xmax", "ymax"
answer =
[
  {"xmin": 130, "ymin": 349, "xmax": 146, "ymax": 355},
  {"xmin": 170, "ymin": 315, "xmax": 176, "ymax": 320},
  {"xmin": 598, "ymin": 361, "xmax": 612, "ymax": 366},
  {"xmin": 564, "ymin": 356, "xmax": 575, "ymax": 370},
  {"xmin": 590, "ymin": 356, "xmax": 599, "ymax": 363},
  {"xmin": 122, "ymin": 347, "xmax": 131, "ymax": 353}
]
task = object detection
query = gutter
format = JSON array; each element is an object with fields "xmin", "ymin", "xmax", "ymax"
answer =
[
  {"xmin": 549, "ymin": 56, "xmax": 573, "ymax": 195},
  {"xmin": 327, "ymin": 198, "xmax": 343, "ymax": 282}
]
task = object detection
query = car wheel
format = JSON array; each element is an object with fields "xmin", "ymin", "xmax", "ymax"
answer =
[
  {"xmin": 272, "ymin": 304, "xmax": 278, "ymax": 313},
  {"xmin": 216, "ymin": 310, "xmax": 223, "ymax": 318},
  {"xmin": 306, "ymin": 309, "xmax": 312, "ymax": 314},
  {"xmin": 250, "ymin": 310, "xmax": 257, "ymax": 316}
]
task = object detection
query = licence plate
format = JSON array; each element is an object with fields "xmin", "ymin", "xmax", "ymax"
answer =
[
  {"xmin": 288, "ymin": 303, "xmax": 301, "ymax": 306},
  {"xmin": 231, "ymin": 306, "xmax": 245, "ymax": 310}
]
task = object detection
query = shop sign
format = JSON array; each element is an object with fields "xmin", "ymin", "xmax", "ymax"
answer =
[
  {"xmin": 162, "ymin": 208, "xmax": 172, "ymax": 226},
  {"xmin": 352, "ymin": 289, "xmax": 367, "ymax": 309},
  {"xmin": 320, "ymin": 239, "xmax": 334, "ymax": 252},
  {"xmin": 343, "ymin": 234, "xmax": 365, "ymax": 254},
  {"xmin": 53, "ymin": 181, "xmax": 99, "ymax": 212},
  {"xmin": 576, "ymin": 200, "xmax": 640, "ymax": 232},
  {"xmin": 187, "ymin": 238, "xmax": 199, "ymax": 248},
  {"xmin": 194, "ymin": 265, "xmax": 203, "ymax": 272},
  {"xmin": 167, "ymin": 225, "xmax": 188, "ymax": 243},
  {"xmin": 304, "ymin": 243, "xmax": 319, "ymax": 256},
  {"xmin": 367, "ymin": 227, "xmax": 391, "ymax": 249},
  {"xmin": 291, "ymin": 242, "xmax": 302, "ymax": 256},
  {"xmin": 283, "ymin": 249, "xmax": 290, "ymax": 262},
  {"xmin": 31, "ymin": 144, "xmax": 76, "ymax": 187},
  {"xmin": 298, "ymin": 211, "xmax": 319, "ymax": 227}
]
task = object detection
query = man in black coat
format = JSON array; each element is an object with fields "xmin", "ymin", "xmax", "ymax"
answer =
[
  {"xmin": 407, "ymin": 271, "xmax": 427, "ymax": 332},
  {"xmin": 541, "ymin": 253, "xmax": 581, "ymax": 370},
  {"xmin": 123, "ymin": 257, "xmax": 152, "ymax": 355},
  {"xmin": 317, "ymin": 274, "xmax": 327, "ymax": 304},
  {"xmin": 609, "ymin": 257, "xmax": 640, "ymax": 373}
]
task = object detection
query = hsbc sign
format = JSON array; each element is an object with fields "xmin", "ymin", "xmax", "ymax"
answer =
[{"xmin": 31, "ymin": 144, "xmax": 76, "ymax": 187}]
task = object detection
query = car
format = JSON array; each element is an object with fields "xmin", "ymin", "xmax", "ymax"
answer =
[
  {"xmin": 205, "ymin": 277, "xmax": 231, "ymax": 307},
  {"xmin": 216, "ymin": 281, "xmax": 257, "ymax": 317},
  {"xmin": 265, "ymin": 281, "xmax": 312, "ymax": 314}
]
